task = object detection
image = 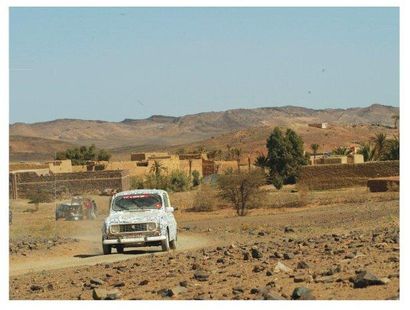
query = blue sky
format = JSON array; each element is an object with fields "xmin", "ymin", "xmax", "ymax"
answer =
[{"xmin": 9, "ymin": 7, "xmax": 399, "ymax": 123}]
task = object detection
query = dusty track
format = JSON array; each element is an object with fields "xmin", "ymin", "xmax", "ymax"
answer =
[{"xmin": 10, "ymin": 233, "xmax": 211, "ymax": 276}]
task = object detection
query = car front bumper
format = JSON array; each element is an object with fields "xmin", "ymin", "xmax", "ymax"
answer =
[{"xmin": 103, "ymin": 235, "xmax": 166, "ymax": 245}]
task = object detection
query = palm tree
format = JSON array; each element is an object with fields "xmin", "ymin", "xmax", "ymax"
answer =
[
  {"xmin": 310, "ymin": 143, "xmax": 319, "ymax": 164},
  {"xmin": 372, "ymin": 133, "xmax": 387, "ymax": 160},
  {"xmin": 332, "ymin": 146, "xmax": 352, "ymax": 156},
  {"xmin": 358, "ymin": 142, "xmax": 376, "ymax": 162},
  {"xmin": 149, "ymin": 160, "xmax": 167, "ymax": 177},
  {"xmin": 232, "ymin": 148, "xmax": 242, "ymax": 172},
  {"xmin": 392, "ymin": 114, "xmax": 399, "ymax": 129},
  {"xmin": 254, "ymin": 153, "xmax": 267, "ymax": 169}
]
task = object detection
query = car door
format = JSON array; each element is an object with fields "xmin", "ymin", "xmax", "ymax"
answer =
[{"xmin": 162, "ymin": 193, "xmax": 177, "ymax": 240}]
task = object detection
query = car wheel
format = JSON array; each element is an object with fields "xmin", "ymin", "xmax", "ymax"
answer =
[
  {"xmin": 170, "ymin": 235, "xmax": 177, "ymax": 250},
  {"xmin": 102, "ymin": 244, "xmax": 112, "ymax": 255},
  {"xmin": 161, "ymin": 232, "xmax": 170, "ymax": 252},
  {"xmin": 116, "ymin": 245, "xmax": 124, "ymax": 253}
]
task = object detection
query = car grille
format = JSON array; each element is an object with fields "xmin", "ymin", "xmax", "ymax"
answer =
[{"xmin": 119, "ymin": 223, "xmax": 147, "ymax": 233}]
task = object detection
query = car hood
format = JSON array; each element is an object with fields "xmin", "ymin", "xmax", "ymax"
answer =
[{"xmin": 105, "ymin": 210, "xmax": 164, "ymax": 225}]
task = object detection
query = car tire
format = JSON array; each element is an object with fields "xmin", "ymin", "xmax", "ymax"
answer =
[
  {"xmin": 161, "ymin": 232, "xmax": 170, "ymax": 252},
  {"xmin": 116, "ymin": 245, "xmax": 124, "ymax": 253},
  {"xmin": 170, "ymin": 236, "xmax": 177, "ymax": 250},
  {"xmin": 103, "ymin": 244, "xmax": 112, "ymax": 255}
]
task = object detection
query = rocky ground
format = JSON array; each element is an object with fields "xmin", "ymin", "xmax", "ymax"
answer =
[{"xmin": 9, "ymin": 188, "xmax": 399, "ymax": 300}]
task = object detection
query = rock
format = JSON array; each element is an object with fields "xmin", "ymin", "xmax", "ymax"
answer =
[
  {"xmin": 253, "ymin": 265, "xmax": 265, "ymax": 273},
  {"xmin": 30, "ymin": 284, "xmax": 43, "ymax": 291},
  {"xmin": 171, "ymin": 285, "xmax": 188, "ymax": 296},
  {"xmin": 380, "ymin": 277, "xmax": 391, "ymax": 285},
  {"xmin": 232, "ymin": 287, "xmax": 244, "ymax": 295},
  {"xmin": 90, "ymin": 278, "xmax": 104, "ymax": 286},
  {"xmin": 284, "ymin": 253, "xmax": 295, "ymax": 260},
  {"xmin": 294, "ymin": 274, "xmax": 306, "ymax": 283},
  {"xmin": 297, "ymin": 261, "xmax": 310, "ymax": 269},
  {"xmin": 113, "ymin": 281, "xmax": 125, "ymax": 288},
  {"xmin": 274, "ymin": 261, "xmax": 292, "ymax": 274},
  {"xmin": 217, "ymin": 258, "xmax": 225, "ymax": 264},
  {"xmin": 291, "ymin": 287, "xmax": 315, "ymax": 300},
  {"xmin": 353, "ymin": 271, "xmax": 386, "ymax": 288},
  {"xmin": 139, "ymin": 280, "xmax": 149, "ymax": 286},
  {"xmin": 92, "ymin": 288, "xmax": 107, "ymax": 300},
  {"xmin": 262, "ymin": 290, "xmax": 286, "ymax": 300},
  {"xmin": 315, "ymin": 275, "xmax": 335, "ymax": 283},
  {"xmin": 157, "ymin": 288, "xmax": 174, "ymax": 298},
  {"xmin": 251, "ymin": 247, "xmax": 263, "ymax": 259},
  {"xmin": 106, "ymin": 289, "xmax": 121, "ymax": 300},
  {"xmin": 284, "ymin": 226, "xmax": 295, "ymax": 233},
  {"xmin": 243, "ymin": 252, "xmax": 250, "ymax": 260},
  {"xmin": 250, "ymin": 288, "xmax": 260, "ymax": 294},
  {"xmin": 194, "ymin": 270, "xmax": 209, "ymax": 281},
  {"xmin": 179, "ymin": 281, "xmax": 188, "ymax": 287}
]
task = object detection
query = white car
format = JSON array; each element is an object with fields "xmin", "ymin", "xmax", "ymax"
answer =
[{"xmin": 102, "ymin": 189, "xmax": 177, "ymax": 254}]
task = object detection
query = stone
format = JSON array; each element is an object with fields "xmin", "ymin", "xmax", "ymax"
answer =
[
  {"xmin": 253, "ymin": 265, "xmax": 265, "ymax": 273},
  {"xmin": 251, "ymin": 247, "xmax": 263, "ymax": 259},
  {"xmin": 284, "ymin": 253, "xmax": 295, "ymax": 260},
  {"xmin": 90, "ymin": 278, "xmax": 104, "ymax": 286},
  {"xmin": 179, "ymin": 281, "xmax": 188, "ymax": 287},
  {"xmin": 297, "ymin": 261, "xmax": 310, "ymax": 269},
  {"xmin": 171, "ymin": 285, "xmax": 188, "ymax": 296},
  {"xmin": 92, "ymin": 288, "xmax": 107, "ymax": 300},
  {"xmin": 291, "ymin": 287, "xmax": 315, "ymax": 300},
  {"xmin": 243, "ymin": 252, "xmax": 250, "ymax": 260},
  {"xmin": 194, "ymin": 270, "xmax": 210, "ymax": 281},
  {"xmin": 139, "ymin": 280, "xmax": 149, "ymax": 286},
  {"xmin": 284, "ymin": 226, "xmax": 295, "ymax": 233},
  {"xmin": 30, "ymin": 284, "xmax": 43, "ymax": 291},
  {"xmin": 113, "ymin": 281, "xmax": 125, "ymax": 287},
  {"xmin": 274, "ymin": 261, "xmax": 292, "ymax": 274},
  {"xmin": 106, "ymin": 289, "xmax": 121, "ymax": 300},
  {"xmin": 353, "ymin": 271, "xmax": 386, "ymax": 288},
  {"xmin": 232, "ymin": 287, "xmax": 244, "ymax": 295},
  {"xmin": 157, "ymin": 288, "xmax": 174, "ymax": 298}
]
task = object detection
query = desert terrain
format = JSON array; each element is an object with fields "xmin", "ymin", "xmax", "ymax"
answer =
[
  {"xmin": 9, "ymin": 104, "xmax": 399, "ymax": 162},
  {"xmin": 9, "ymin": 185, "xmax": 399, "ymax": 300}
]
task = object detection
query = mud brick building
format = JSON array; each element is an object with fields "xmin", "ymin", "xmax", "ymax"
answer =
[{"xmin": 9, "ymin": 170, "xmax": 130, "ymax": 199}]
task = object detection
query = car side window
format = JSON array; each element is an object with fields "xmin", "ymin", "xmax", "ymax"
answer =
[{"xmin": 163, "ymin": 194, "xmax": 169, "ymax": 208}]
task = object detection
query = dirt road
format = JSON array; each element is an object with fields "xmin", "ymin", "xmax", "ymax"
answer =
[{"xmin": 10, "ymin": 233, "xmax": 211, "ymax": 276}]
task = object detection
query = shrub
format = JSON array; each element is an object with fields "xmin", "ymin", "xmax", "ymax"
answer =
[
  {"xmin": 192, "ymin": 170, "xmax": 201, "ymax": 187},
  {"xmin": 169, "ymin": 170, "xmax": 191, "ymax": 192},
  {"xmin": 217, "ymin": 170, "xmax": 266, "ymax": 216},
  {"xmin": 130, "ymin": 176, "xmax": 144, "ymax": 189},
  {"xmin": 191, "ymin": 184, "xmax": 218, "ymax": 212},
  {"xmin": 144, "ymin": 174, "xmax": 169, "ymax": 190}
]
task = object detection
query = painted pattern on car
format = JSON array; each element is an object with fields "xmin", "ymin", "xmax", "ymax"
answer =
[{"xmin": 102, "ymin": 189, "xmax": 177, "ymax": 241}]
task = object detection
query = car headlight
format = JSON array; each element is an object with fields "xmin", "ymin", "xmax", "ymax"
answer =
[
  {"xmin": 110, "ymin": 225, "xmax": 120, "ymax": 234},
  {"xmin": 147, "ymin": 222, "xmax": 157, "ymax": 231}
]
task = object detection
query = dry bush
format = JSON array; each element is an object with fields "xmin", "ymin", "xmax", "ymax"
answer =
[{"xmin": 191, "ymin": 184, "xmax": 219, "ymax": 212}]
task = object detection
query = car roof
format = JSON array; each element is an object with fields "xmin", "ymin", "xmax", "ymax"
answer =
[{"xmin": 113, "ymin": 189, "xmax": 168, "ymax": 199}]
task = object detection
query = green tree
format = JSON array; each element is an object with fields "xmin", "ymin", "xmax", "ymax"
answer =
[
  {"xmin": 262, "ymin": 127, "xmax": 307, "ymax": 189},
  {"xmin": 217, "ymin": 170, "xmax": 266, "ymax": 216},
  {"xmin": 97, "ymin": 149, "xmax": 111, "ymax": 161}
]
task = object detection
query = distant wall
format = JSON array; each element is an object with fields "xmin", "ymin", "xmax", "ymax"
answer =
[
  {"xmin": 9, "ymin": 170, "xmax": 130, "ymax": 199},
  {"xmin": 299, "ymin": 160, "xmax": 399, "ymax": 190}
]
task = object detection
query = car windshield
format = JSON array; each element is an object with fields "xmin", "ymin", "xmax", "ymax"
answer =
[{"xmin": 112, "ymin": 194, "xmax": 163, "ymax": 211}]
